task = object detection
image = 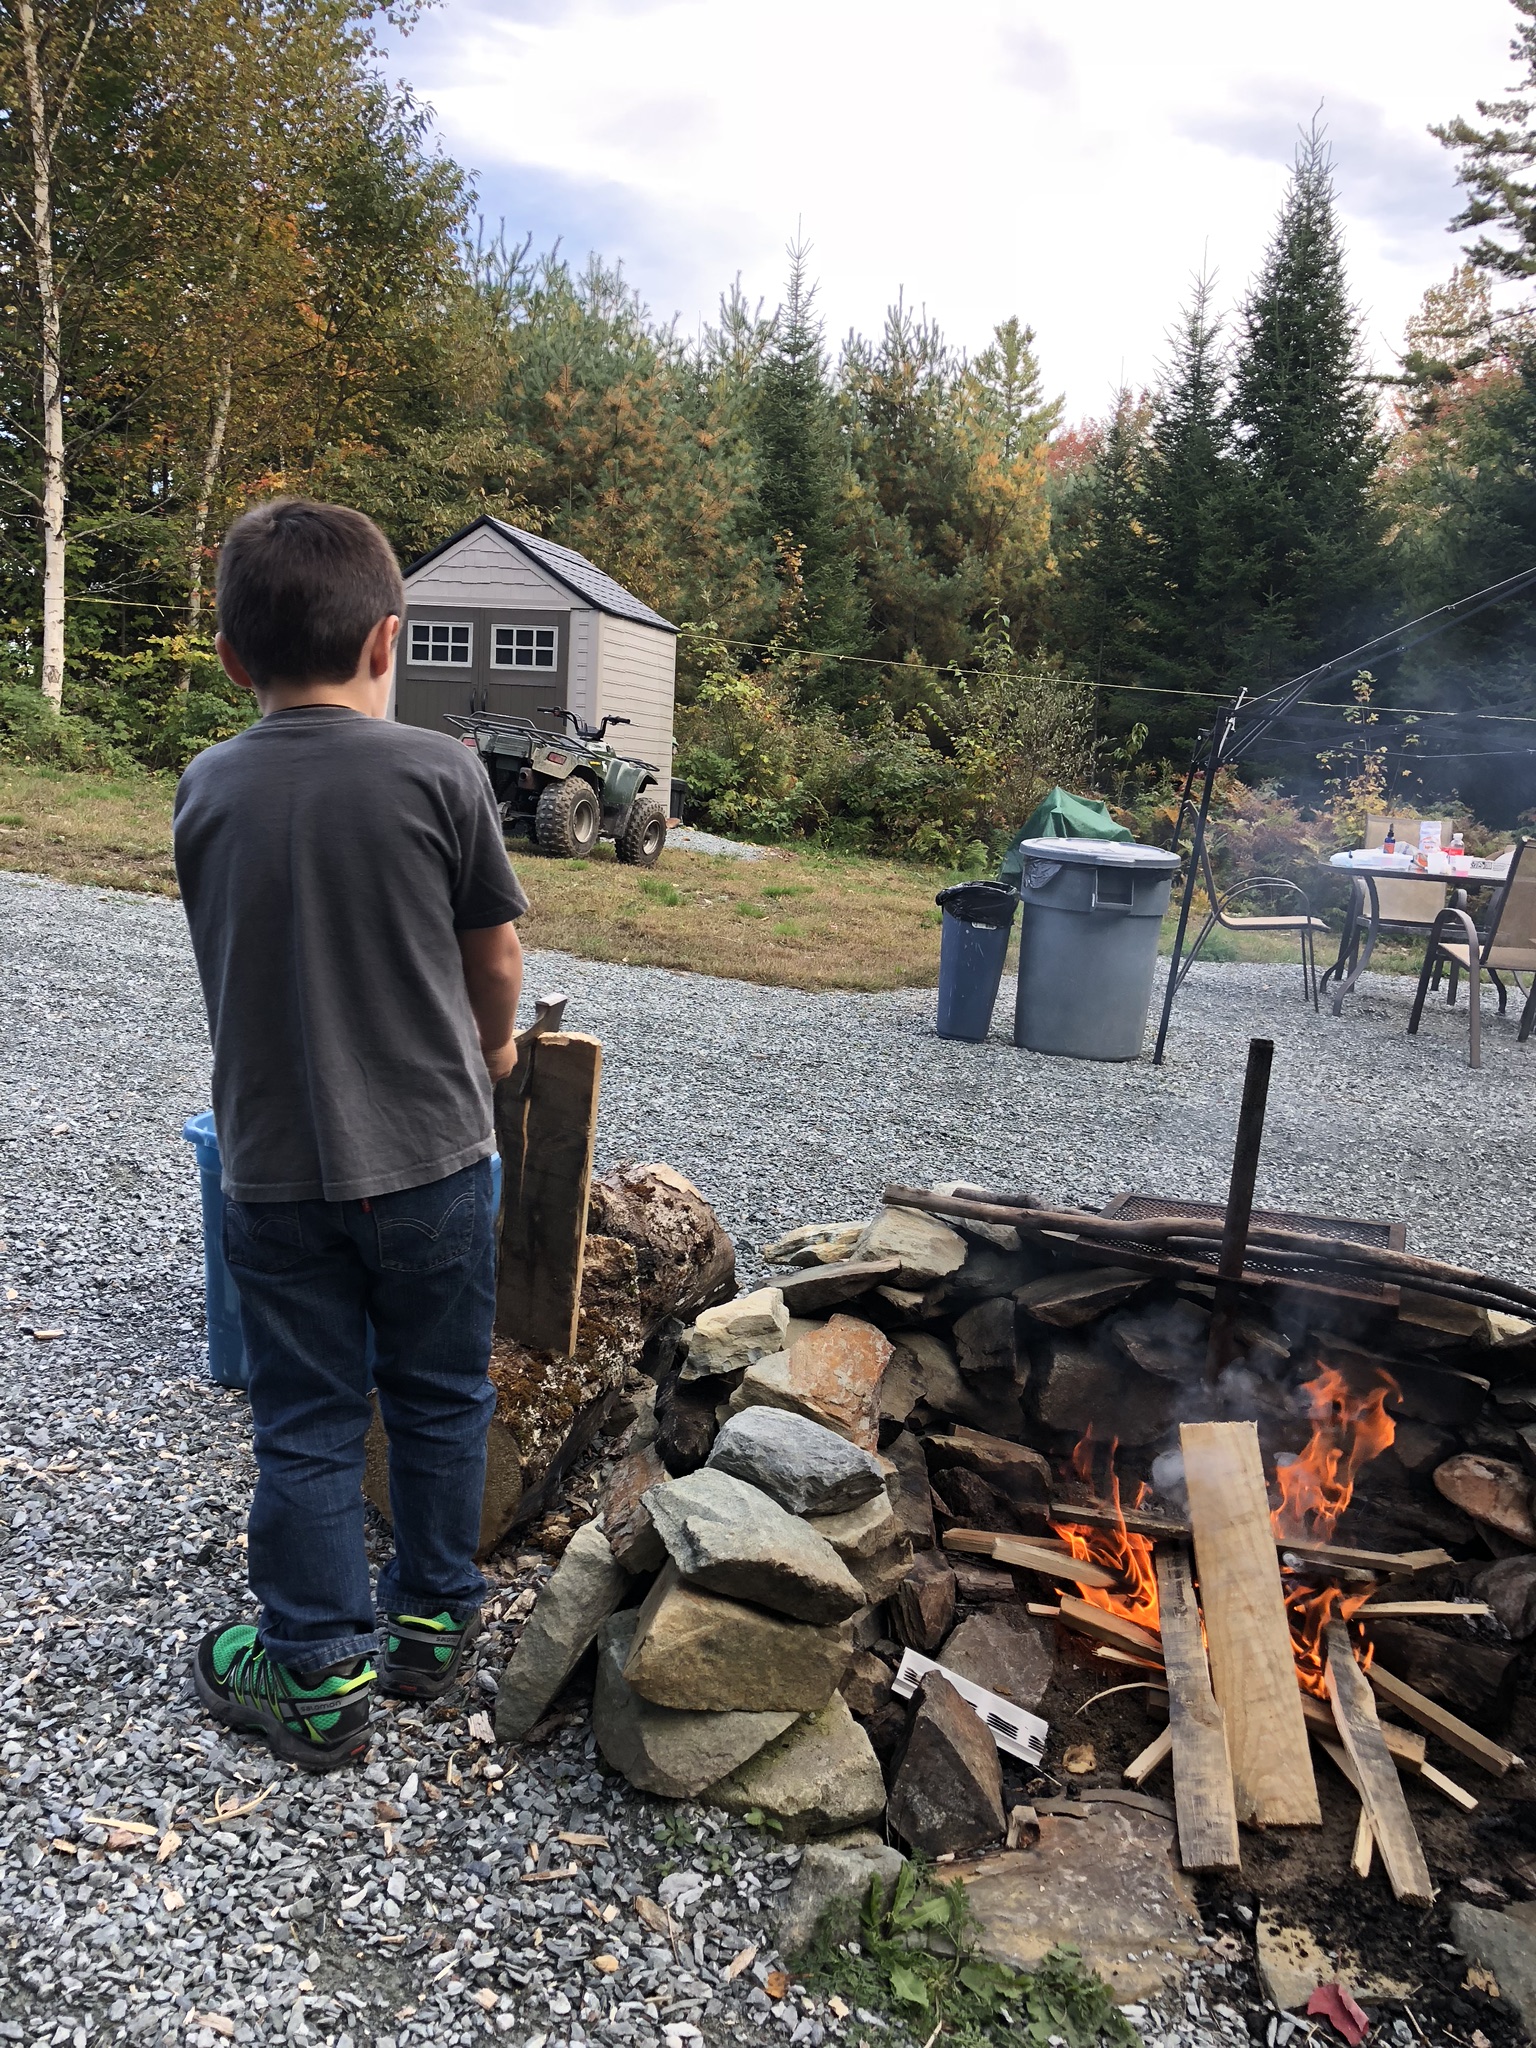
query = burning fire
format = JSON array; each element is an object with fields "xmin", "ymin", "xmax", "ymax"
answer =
[
  {"xmin": 1052, "ymin": 1431, "xmax": 1160, "ymax": 1633},
  {"xmin": 1271, "ymin": 1366, "xmax": 1398, "ymax": 1546},
  {"xmin": 1053, "ymin": 1368, "xmax": 1399, "ymax": 1696},
  {"xmin": 1272, "ymin": 1364, "xmax": 1398, "ymax": 1695}
]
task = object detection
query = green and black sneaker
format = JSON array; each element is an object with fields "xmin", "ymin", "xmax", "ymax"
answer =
[
  {"xmin": 377, "ymin": 1610, "xmax": 482, "ymax": 1701},
  {"xmin": 193, "ymin": 1624, "xmax": 374, "ymax": 1772}
]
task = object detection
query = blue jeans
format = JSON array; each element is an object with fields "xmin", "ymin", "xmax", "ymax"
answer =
[{"xmin": 223, "ymin": 1158, "xmax": 497, "ymax": 1675}]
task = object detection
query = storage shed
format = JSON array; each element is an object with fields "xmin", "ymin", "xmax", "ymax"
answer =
[{"xmin": 393, "ymin": 517, "xmax": 677, "ymax": 774}]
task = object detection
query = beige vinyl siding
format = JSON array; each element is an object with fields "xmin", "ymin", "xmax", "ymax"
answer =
[
  {"xmin": 592, "ymin": 614, "xmax": 676, "ymax": 775},
  {"xmin": 566, "ymin": 608, "xmax": 599, "ymax": 727},
  {"xmin": 404, "ymin": 527, "xmax": 571, "ymax": 610}
]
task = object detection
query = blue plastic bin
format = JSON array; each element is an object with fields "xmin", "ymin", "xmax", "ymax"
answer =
[
  {"xmin": 182, "ymin": 1112, "xmax": 501, "ymax": 1392},
  {"xmin": 934, "ymin": 882, "xmax": 1018, "ymax": 1041}
]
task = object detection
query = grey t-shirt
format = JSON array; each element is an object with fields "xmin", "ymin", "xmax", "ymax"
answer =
[{"xmin": 174, "ymin": 707, "xmax": 528, "ymax": 1202}]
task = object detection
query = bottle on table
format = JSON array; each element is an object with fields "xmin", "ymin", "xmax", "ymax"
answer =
[
  {"xmin": 1382, "ymin": 820, "xmax": 1397, "ymax": 855},
  {"xmin": 1450, "ymin": 830, "xmax": 1469, "ymax": 873}
]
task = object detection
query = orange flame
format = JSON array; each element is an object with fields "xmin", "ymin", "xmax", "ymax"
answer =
[
  {"xmin": 1271, "ymin": 1363, "xmax": 1397, "ymax": 1697},
  {"xmin": 1052, "ymin": 1370, "xmax": 1399, "ymax": 1697},
  {"xmin": 1271, "ymin": 1365, "xmax": 1398, "ymax": 1546},
  {"xmin": 1052, "ymin": 1430, "xmax": 1160, "ymax": 1632}
]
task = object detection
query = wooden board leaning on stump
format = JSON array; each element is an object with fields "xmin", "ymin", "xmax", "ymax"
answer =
[{"xmin": 364, "ymin": 1023, "xmax": 735, "ymax": 1558}]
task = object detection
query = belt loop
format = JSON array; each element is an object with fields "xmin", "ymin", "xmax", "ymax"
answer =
[{"xmin": 360, "ymin": 1198, "xmax": 372, "ymax": 1213}]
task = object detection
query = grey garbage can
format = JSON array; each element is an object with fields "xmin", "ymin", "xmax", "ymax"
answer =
[{"xmin": 1012, "ymin": 837, "xmax": 1182, "ymax": 1060}]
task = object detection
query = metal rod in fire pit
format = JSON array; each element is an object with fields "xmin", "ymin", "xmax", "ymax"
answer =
[{"xmin": 1206, "ymin": 1036, "xmax": 1274, "ymax": 1381}]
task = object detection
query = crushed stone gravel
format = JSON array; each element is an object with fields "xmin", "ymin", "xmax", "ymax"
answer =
[
  {"xmin": 3, "ymin": 866, "xmax": 1532, "ymax": 2048},
  {"xmin": 660, "ymin": 831, "xmax": 778, "ymax": 863}
]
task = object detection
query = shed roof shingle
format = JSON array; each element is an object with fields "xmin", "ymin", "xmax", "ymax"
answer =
[{"xmin": 403, "ymin": 515, "xmax": 675, "ymax": 631}]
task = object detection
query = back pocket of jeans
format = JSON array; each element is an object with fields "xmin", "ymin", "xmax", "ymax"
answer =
[
  {"xmin": 224, "ymin": 1202, "xmax": 309, "ymax": 1273},
  {"xmin": 375, "ymin": 1176, "xmax": 479, "ymax": 1272}
]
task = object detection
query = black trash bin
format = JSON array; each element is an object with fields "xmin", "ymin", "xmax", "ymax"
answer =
[{"xmin": 935, "ymin": 880, "xmax": 1018, "ymax": 1041}]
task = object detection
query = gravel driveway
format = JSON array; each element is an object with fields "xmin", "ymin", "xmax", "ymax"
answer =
[{"xmin": 2, "ymin": 868, "xmax": 1532, "ymax": 2048}]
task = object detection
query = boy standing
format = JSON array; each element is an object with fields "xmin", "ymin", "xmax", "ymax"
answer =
[{"xmin": 174, "ymin": 499, "xmax": 527, "ymax": 1770}]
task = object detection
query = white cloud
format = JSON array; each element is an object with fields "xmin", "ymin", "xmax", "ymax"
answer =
[{"xmin": 392, "ymin": 0, "xmax": 1518, "ymax": 416}]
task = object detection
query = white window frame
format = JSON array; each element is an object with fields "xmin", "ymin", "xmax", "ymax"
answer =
[
  {"xmin": 408, "ymin": 618, "xmax": 473, "ymax": 667},
  {"xmin": 491, "ymin": 623, "xmax": 559, "ymax": 671}
]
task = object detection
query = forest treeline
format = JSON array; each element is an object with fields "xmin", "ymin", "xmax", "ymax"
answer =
[{"xmin": 3, "ymin": 0, "xmax": 1536, "ymax": 851}]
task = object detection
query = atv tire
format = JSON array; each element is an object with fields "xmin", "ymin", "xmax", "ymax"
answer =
[
  {"xmin": 615, "ymin": 796, "xmax": 667, "ymax": 867},
  {"xmin": 535, "ymin": 777, "xmax": 601, "ymax": 858}
]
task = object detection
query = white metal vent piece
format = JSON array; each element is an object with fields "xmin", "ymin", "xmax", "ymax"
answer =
[{"xmin": 891, "ymin": 1650, "xmax": 1049, "ymax": 1765}]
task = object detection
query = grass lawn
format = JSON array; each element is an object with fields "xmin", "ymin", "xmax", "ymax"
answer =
[{"xmin": 0, "ymin": 760, "xmax": 1427, "ymax": 991}]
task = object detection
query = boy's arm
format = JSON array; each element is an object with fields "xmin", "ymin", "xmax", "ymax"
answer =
[{"xmin": 457, "ymin": 922, "xmax": 524, "ymax": 1081}]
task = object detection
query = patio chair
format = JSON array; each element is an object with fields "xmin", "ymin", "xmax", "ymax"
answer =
[
  {"xmin": 1172, "ymin": 834, "xmax": 1329, "ymax": 1010},
  {"xmin": 1408, "ymin": 837, "xmax": 1536, "ymax": 1067}
]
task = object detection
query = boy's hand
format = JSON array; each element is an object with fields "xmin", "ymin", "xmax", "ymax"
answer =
[{"xmin": 485, "ymin": 1038, "xmax": 519, "ymax": 1083}]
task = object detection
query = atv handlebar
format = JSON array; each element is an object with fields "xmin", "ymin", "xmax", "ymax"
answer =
[{"xmin": 539, "ymin": 706, "xmax": 631, "ymax": 744}]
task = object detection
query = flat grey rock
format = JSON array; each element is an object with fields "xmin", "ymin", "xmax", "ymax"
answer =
[
  {"xmin": 644, "ymin": 1466, "xmax": 865, "ymax": 1623},
  {"xmin": 592, "ymin": 1610, "xmax": 797, "ymax": 1798},
  {"xmin": 707, "ymin": 1405, "xmax": 886, "ymax": 1517},
  {"xmin": 887, "ymin": 1671, "xmax": 1005, "ymax": 1857},
  {"xmin": 704, "ymin": 1693, "xmax": 887, "ymax": 1839},
  {"xmin": 852, "ymin": 1206, "xmax": 968, "ymax": 1287},
  {"xmin": 776, "ymin": 1258, "xmax": 902, "ymax": 1316},
  {"xmin": 937, "ymin": 1611, "xmax": 1055, "ymax": 1711},
  {"xmin": 680, "ymin": 1285, "xmax": 789, "ymax": 1380},
  {"xmin": 494, "ymin": 1519, "xmax": 627, "ymax": 1741},
  {"xmin": 1450, "ymin": 1903, "xmax": 1536, "ymax": 2033},
  {"xmin": 621, "ymin": 1563, "xmax": 851, "ymax": 1714},
  {"xmin": 774, "ymin": 1842, "xmax": 907, "ymax": 1953}
]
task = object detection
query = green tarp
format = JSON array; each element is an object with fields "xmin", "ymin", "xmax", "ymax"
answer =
[{"xmin": 998, "ymin": 786, "xmax": 1133, "ymax": 881}]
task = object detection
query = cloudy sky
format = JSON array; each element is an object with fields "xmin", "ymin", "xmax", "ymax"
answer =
[{"xmin": 389, "ymin": 0, "xmax": 1521, "ymax": 419}]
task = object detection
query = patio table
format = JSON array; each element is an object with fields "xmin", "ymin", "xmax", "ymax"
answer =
[{"xmin": 1319, "ymin": 849, "xmax": 1512, "ymax": 1015}]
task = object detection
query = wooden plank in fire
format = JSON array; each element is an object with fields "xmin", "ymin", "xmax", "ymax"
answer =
[
  {"xmin": 942, "ymin": 1529, "xmax": 1117, "ymax": 1588},
  {"xmin": 1056, "ymin": 1595, "xmax": 1164, "ymax": 1662},
  {"xmin": 1324, "ymin": 1623, "xmax": 1434, "ymax": 1907},
  {"xmin": 1155, "ymin": 1548, "xmax": 1240, "ymax": 1871},
  {"xmin": 1051, "ymin": 1501, "xmax": 1451, "ymax": 1577},
  {"xmin": 1365, "ymin": 1662, "xmax": 1522, "ymax": 1777},
  {"xmin": 1181, "ymin": 1422, "xmax": 1321, "ymax": 1827},
  {"xmin": 1298, "ymin": 1691, "xmax": 1425, "ymax": 1768}
]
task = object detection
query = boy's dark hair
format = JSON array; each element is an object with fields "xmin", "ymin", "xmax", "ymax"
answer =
[{"xmin": 216, "ymin": 498, "xmax": 404, "ymax": 688}]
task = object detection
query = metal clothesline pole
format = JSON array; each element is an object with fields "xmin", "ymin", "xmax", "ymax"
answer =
[{"xmin": 1150, "ymin": 559, "xmax": 1536, "ymax": 1066}]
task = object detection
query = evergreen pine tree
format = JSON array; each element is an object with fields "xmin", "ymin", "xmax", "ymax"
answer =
[
  {"xmin": 970, "ymin": 317, "xmax": 1062, "ymax": 458},
  {"xmin": 751, "ymin": 240, "xmax": 866, "ymax": 679},
  {"xmin": 1137, "ymin": 270, "xmax": 1248, "ymax": 751},
  {"xmin": 1229, "ymin": 125, "xmax": 1385, "ymax": 682},
  {"xmin": 1055, "ymin": 390, "xmax": 1155, "ymax": 699},
  {"xmin": 1434, "ymin": 0, "xmax": 1536, "ymax": 280}
]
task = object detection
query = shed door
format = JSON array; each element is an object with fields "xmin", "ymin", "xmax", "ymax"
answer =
[
  {"xmin": 397, "ymin": 604, "xmax": 482, "ymax": 732},
  {"xmin": 483, "ymin": 609, "xmax": 569, "ymax": 728}
]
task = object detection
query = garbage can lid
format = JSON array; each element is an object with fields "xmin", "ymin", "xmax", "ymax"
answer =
[
  {"xmin": 1013, "ymin": 836, "xmax": 1180, "ymax": 872},
  {"xmin": 935, "ymin": 879, "xmax": 1019, "ymax": 927}
]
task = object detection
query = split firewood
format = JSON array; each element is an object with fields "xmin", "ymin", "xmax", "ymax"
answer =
[
  {"xmin": 1298, "ymin": 1692, "xmax": 1425, "ymax": 1768},
  {"xmin": 1122, "ymin": 1724, "xmax": 1173, "ymax": 1786},
  {"xmin": 1056, "ymin": 1595, "xmax": 1163, "ymax": 1662},
  {"xmin": 1418, "ymin": 1762, "xmax": 1478, "ymax": 1812},
  {"xmin": 1323, "ymin": 1629, "xmax": 1434, "ymax": 1908},
  {"xmin": 1182, "ymin": 1422, "xmax": 1320, "ymax": 1828},
  {"xmin": 1155, "ymin": 1548, "xmax": 1240, "ymax": 1871},
  {"xmin": 1048, "ymin": 1500, "xmax": 1450, "ymax": 1577},
  {"xmin": 942, "ymin": 1527, "xmax": 1117, "ymax": 1588},
  {"xmin": 1357, "ymin": 1601, "xmax": 1491, "ymax": 1620},
  {"xmin": 1365, "ymin": 1663, "xmax": 1522, "ymax": 1777}
]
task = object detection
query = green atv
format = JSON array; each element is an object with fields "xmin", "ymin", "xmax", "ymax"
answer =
[{"xmin": 446, "ymin": 708, "xmax": 669, "ymax": 866}]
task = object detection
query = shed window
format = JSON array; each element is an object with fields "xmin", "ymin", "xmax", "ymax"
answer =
[
  {"xmin": 493, "ymin": 625, "xmax": 558, "ymax": 670},
  {"xmin": 409, "ymin": 620, "xmax": 472, "ymax": 666}
]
